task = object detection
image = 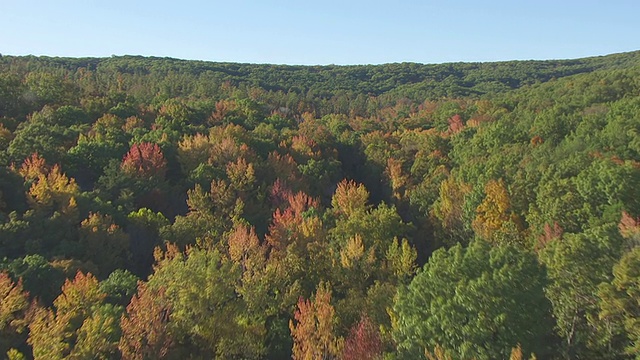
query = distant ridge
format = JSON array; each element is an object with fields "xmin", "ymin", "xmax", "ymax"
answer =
[{"xmin": 2, "ymin": 50, "xmax": 639, "ymax": 101}]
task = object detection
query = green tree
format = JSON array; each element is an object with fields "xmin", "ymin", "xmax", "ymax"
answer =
[
  {"xmin": 598, "ymin": 246, "xmax": 640, "ymax": 358},
  {"xmin": 77, "ymin": 212, "xmax": 130, "ymax": 277},
  {"xmin": 393, "ymin": 241, "xmax": 553, "ymax": 359},
  {"xmin": 71, "ymin": 303, "xmax": 122, "ymax": 359},
  {"xmin": 8, "ymin": 106, "xmax": 87, "ymax": 164},
  {"xmin": 126, "ymin": 208, "xmax": 170, "ymax": 277},
  {"xmin": 24, "ymin": 71, "xmax": 77, "ymax": 107},
  {"xmin": 147, "ymin": 246, "xmax": 264, "ymax": 359},
  {"xmin": 0, "ymin": 73, "xmax": 25, "ymax": 118},
  {"xmin": 598, "ymin": 212, "xmax": 640, "ymax": 359},
  {"xmin": 539, "ymin": 225, "xmax": 624, "ymax": 358},
  {"xmin": 99, "ymin": 269, "xmax": 139, "ymax": 306},
  {"xmin": 2, "ymin": 255, "xmax": 65, "ymax": 305},
  {"xmin": 66, "ymin": 134, "xmax": 127, "ymax": 186}
]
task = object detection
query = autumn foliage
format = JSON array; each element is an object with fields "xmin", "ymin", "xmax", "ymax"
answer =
[
  {"xmin": 119, "ymin": 282, "xmax": 173, "ymax": 360},
  {"xmin": 290, "ymin": 283, "xmax": 342, "ymax": 360},
  {"xmin": 472, "ymin": 178, "xmax": 523, "ymax": 243},
  {"xmin": 18, "ymin": 152, "xmax": 48, "ymax": 181},
  {"xmin": 342, "ymin": 315, "xmax": 383, "ymax": 360},
  {"xmin": 27, "ymin": 164, "xmax": 79, "ymax": 213},
  {"xmin": 0, "ymin": 272, "xmax": 29, "ymax": 355},
  {"xmin": 121, "ymin": 142, "xmax": 167, "ymax": 179},
  {"xmin": 28, "ymin": 272, "xmax": 111, "ymax": 360},
  {"xmin": 331, "ymin": 179, "xmax": 370, "ymax": 217},
  {"xmin": 3, "ymin": 51, "xmax": 640, "ymax": 359}
]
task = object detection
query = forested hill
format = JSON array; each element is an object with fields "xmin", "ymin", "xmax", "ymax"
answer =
[
  {"xmin": 3, "ymin": 50, "xmax": 640, "ymax": 103},
  {"xmin": 1, "ymin": 50, "xmax": 640, "ymax": 359}
]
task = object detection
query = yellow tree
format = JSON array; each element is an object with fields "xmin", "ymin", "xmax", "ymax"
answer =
[
  {"xmin": 226, "ymin": 157, "xmax": 256, "ymax": 195},
  {"xmin": 28, "ymin": 272, "xmax": 117, "ymax": 360},
  {"xmin": 385, "ymin": 158, "xmax": 408, "ymax": 200},
  {"xmin": 28, "ymin": 306, "xmax": 66, "ymax": 360},
  {"xmin": 339, "ymin": 234, "xmax": 367, "ymax": 269},
  {"xmin": 331, "ymin": 179, "xmax": 370, "ymax": 218},
  {"xmin": 227, "ymin": 222, "xmax": 271, "ymax": 316},
  {"xmin": 472, "ymin": 178, "xmax": 523, "ymax": 244},
  {"xmin": 0, "ymin": 273, "xmax": 29, "ymax": 355},
  {"xmin": 27, "ymin": 164, "xmax": 79, "ymax": 214},
  {"xmin": 0, "ymin": 124, "xmax": 11, "ymax": 150},
  {"xmin": 177, "ymin": 133, "xmax": 213, "ymax": 175},
  {"xmin": 430, "ymin": 175, "xmax": 472, "ymax": 245}
]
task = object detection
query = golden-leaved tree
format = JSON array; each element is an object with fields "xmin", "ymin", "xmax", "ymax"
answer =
[
  {"xmin": 290, "ymin": 282, "xmax": 342, "ymax": 360},
  {"xmin": 472, "ymin": 178, "xmax": 523, "ymax": 244},
  {"xmin": 29, "ymin": 272, "xmax": 119, "ymax": 360},
  {"xmin": 0, "ymin": 272, "xmax": 30, "ymax": 356}
]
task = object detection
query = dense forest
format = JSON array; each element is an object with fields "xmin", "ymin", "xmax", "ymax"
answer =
[{"xmin": 1, "ymin": 50, "xmax": 640, "ymax": 359}]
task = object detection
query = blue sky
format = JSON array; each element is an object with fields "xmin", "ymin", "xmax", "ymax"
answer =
[{"xmin": 1, "ymin": 0, "xmax": 638, "ymax": 65}]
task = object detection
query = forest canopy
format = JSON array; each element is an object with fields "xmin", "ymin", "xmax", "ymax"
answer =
[{"xmin": 1, "ymin": 50, "xmax": 640, "ymax": 359}]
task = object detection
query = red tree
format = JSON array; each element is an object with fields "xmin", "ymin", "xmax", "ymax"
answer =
[
  {"xmin": 121, "ymin": 142, "xmax": 167, "ymax": 179},
  {"xmin": 266, "ymin": 191, "xmax": 319, "ymax": 252},
  {"xmin": 447, "ymin": 114, "xmax": 464, "ymax": 134},
  {"xmin": 119, "ymin": 282, "xmax": 173, "ymax": 360},
  {"xmin": 342, "ymin": 315, "xmax": 383, "ymax": 360}
]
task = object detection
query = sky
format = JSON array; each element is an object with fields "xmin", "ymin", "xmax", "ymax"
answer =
[{"xmin": 1, "ymin": 0, "xmax": 639, "ymax": 65}]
